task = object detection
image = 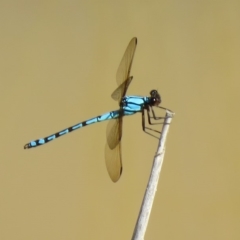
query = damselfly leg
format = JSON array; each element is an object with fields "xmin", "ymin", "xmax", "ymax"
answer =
[{"xmin": 142, "ymin": 106, "xmax": 172, "ymax": 139}]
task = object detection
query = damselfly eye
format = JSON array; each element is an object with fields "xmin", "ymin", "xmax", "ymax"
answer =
[{"xmin": 150, "ymin": 90, "xmax": 155, "ymax": 94}]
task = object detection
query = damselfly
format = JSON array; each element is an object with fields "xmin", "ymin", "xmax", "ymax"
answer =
[{"xmin": 24, "ymin": 38, "xmax": 166, "ymax": 182}]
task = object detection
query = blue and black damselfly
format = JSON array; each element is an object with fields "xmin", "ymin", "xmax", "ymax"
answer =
[{"xmin": 24, "ymin": 38, "xmax": 167, "ymax": 182}]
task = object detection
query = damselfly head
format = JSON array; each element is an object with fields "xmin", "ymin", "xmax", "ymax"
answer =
[{"xmin": 150, "ymin": 89, "xmax": 161, "ymax": 106}]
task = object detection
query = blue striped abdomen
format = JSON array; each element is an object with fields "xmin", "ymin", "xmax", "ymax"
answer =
[{"xmin": 24, "ymin": 110, "xmax": 120, "ymax": 149}]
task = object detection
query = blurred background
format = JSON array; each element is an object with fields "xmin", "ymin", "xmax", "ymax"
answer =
[{"xmin": 1, "ymin": 1, "xmax": 240, "ymax": 239}]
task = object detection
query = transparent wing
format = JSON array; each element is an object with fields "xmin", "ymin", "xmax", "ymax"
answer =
[
  {"xmin": 105, "ymin": 116, "xmax": 123, "ymax": 182},
  {"xmin": 111, "ymin": 76, "xmax": 133, "ymax": 101},
  {"xmin": 106, "ymin": 117, "xmax": 122, "ymax": 150},
  {"xmin": 105, "ymin": 141, "xmax": 122, "ymax": 182},
  {"xmin": 113, "ymin": 37, "xmax": 137, "ymax": 102},
  {"xmin": 105, "ymin": 37, "xmax": 137, "ymax": 182},
  {"xmin": 116, "ymin": 37, "xmax": 137, "ymax": 86}
]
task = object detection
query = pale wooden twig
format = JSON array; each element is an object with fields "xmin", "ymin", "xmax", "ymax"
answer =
[{"xmin": 132, "ymin": 110, "xmax": 174, "ymax": 240}]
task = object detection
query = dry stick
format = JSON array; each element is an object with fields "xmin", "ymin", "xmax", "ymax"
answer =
[{"xmin": 132, "ymin": 110, "xmax": 174, "ymax": 240}]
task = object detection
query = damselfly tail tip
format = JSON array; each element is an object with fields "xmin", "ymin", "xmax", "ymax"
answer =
[{"xmin": 24, "ymin": 143, "xmax": 30, "ymax": 149}]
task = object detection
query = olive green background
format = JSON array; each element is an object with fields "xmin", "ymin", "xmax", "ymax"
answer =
[{"xmin": 1, "ymin": 1, "xmax": 240, "ymax": 239}]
